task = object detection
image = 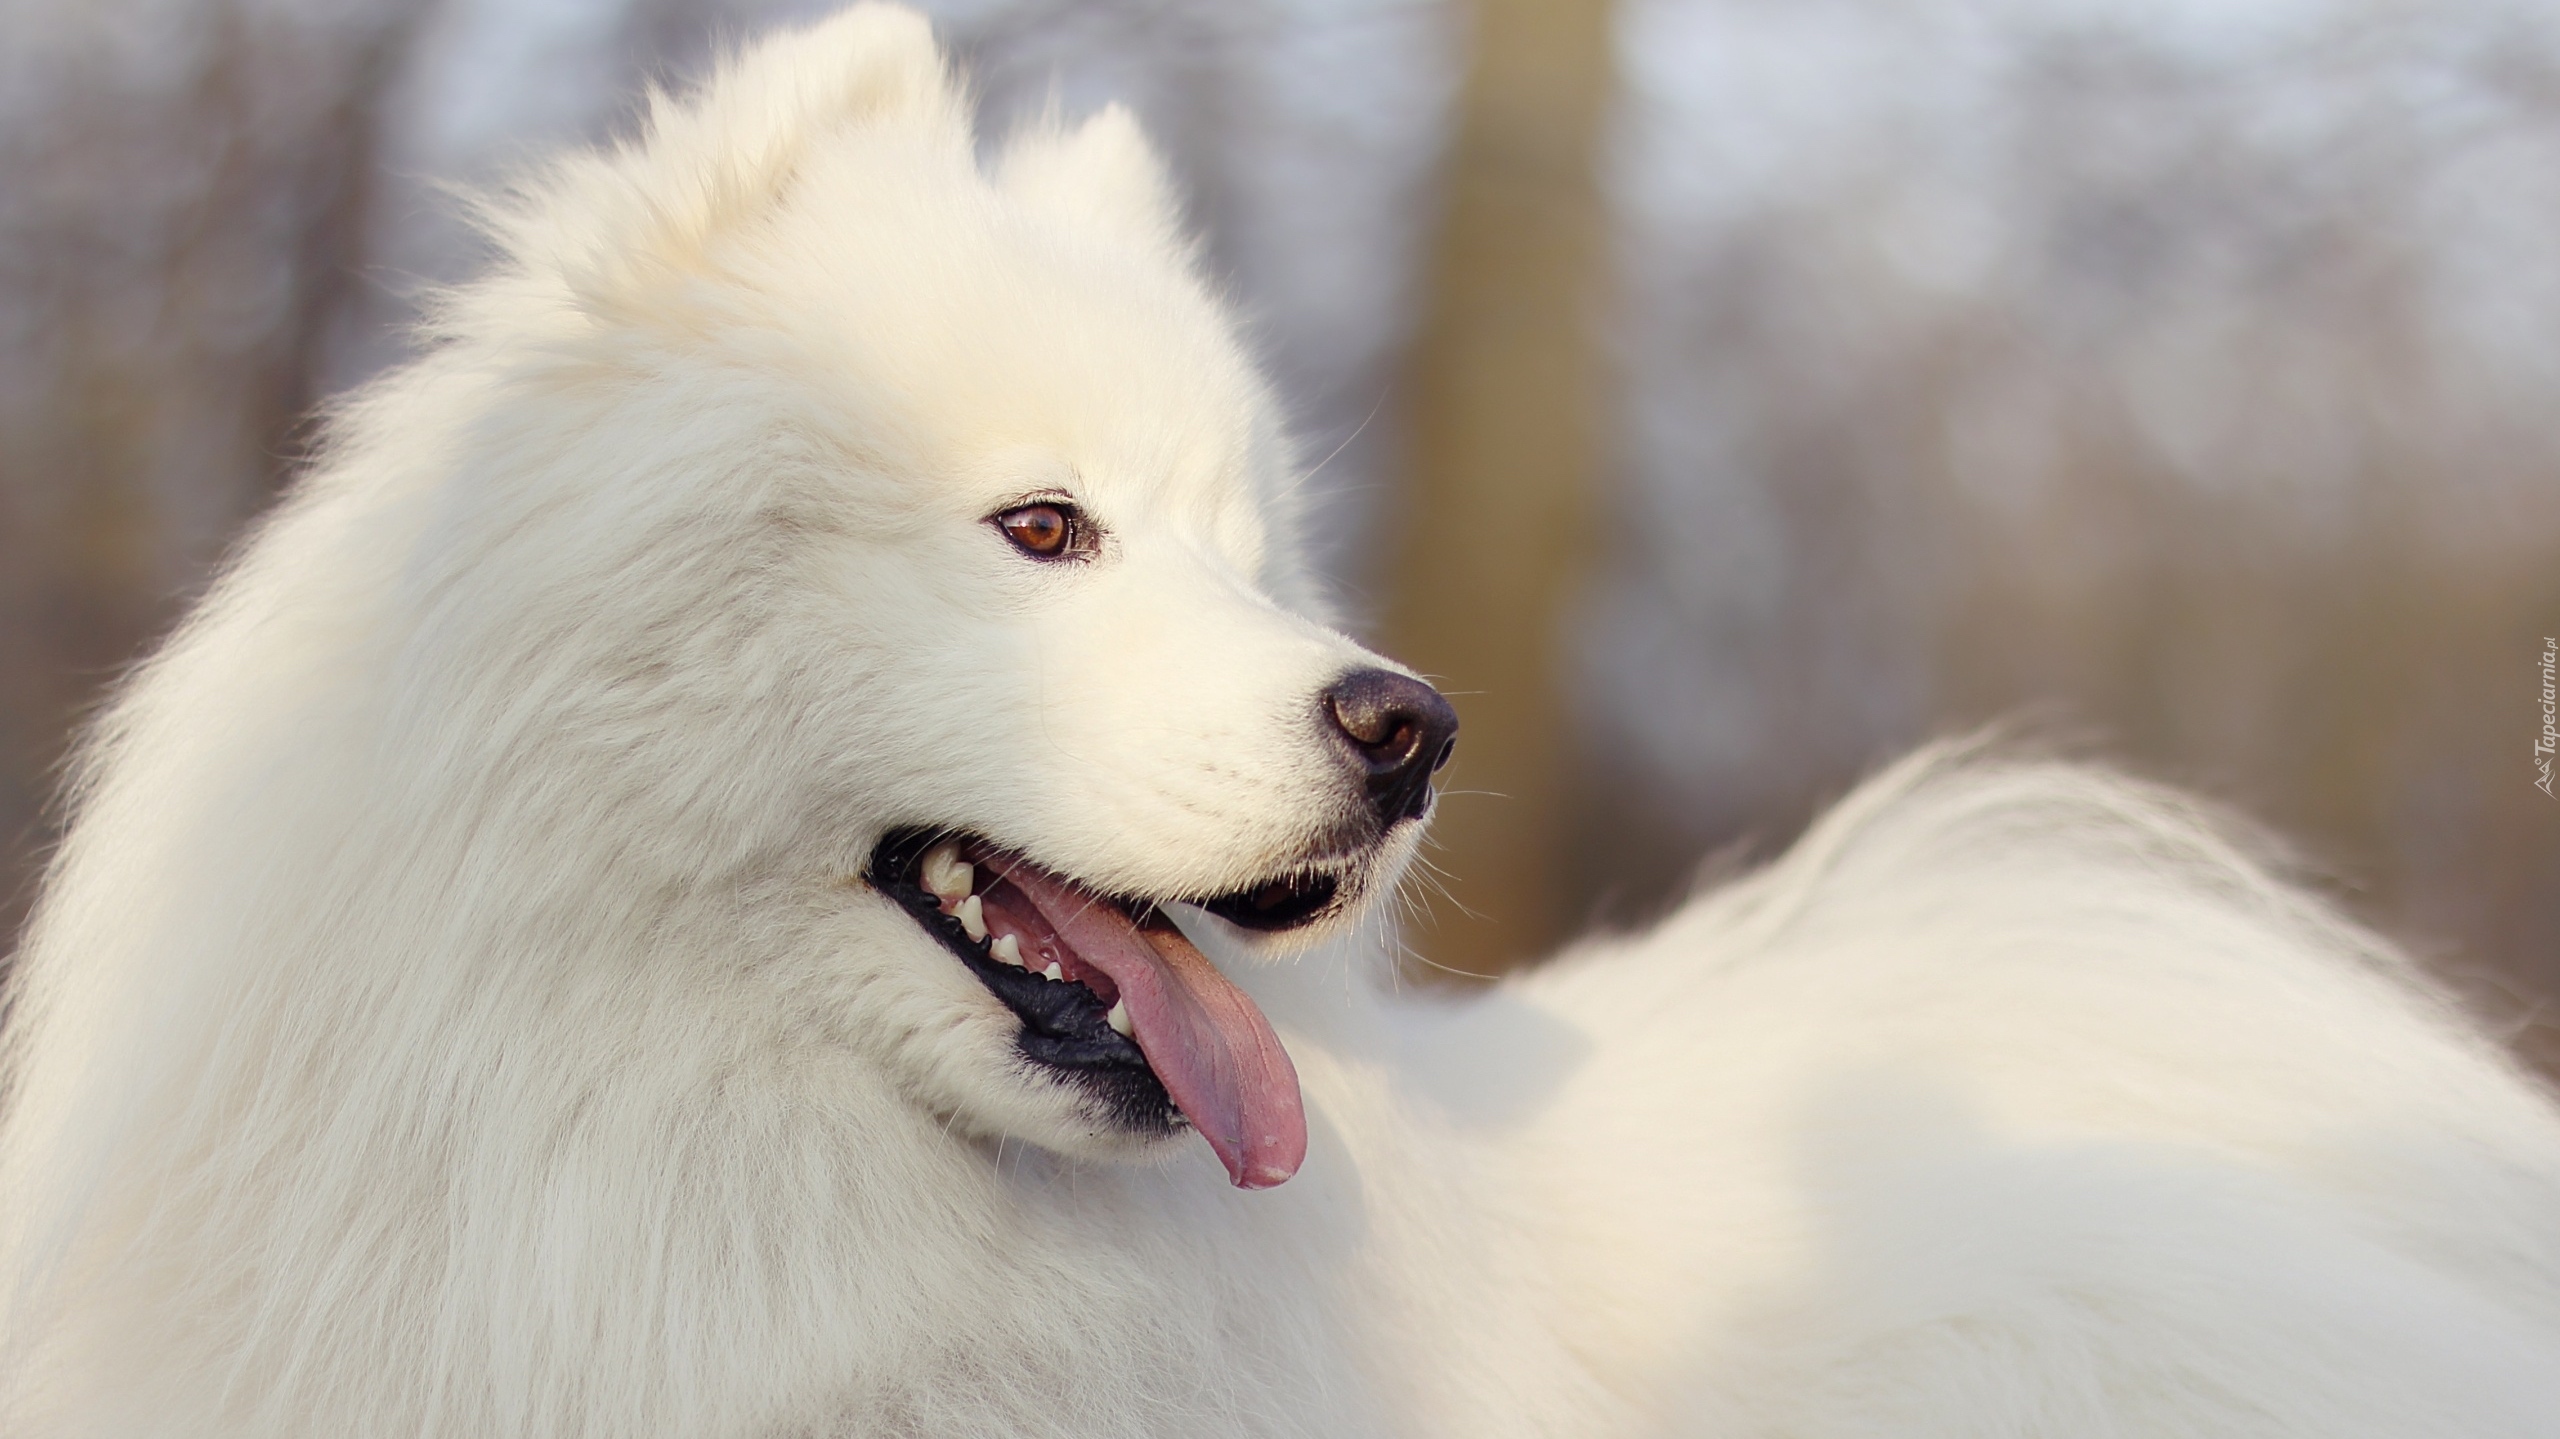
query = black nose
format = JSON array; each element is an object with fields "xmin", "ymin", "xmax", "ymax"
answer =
[{"xmin": 1321, "ymin": 668, "xmax": 1459, "ymax": 828}]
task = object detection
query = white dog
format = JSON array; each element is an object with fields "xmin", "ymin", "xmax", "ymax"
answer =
[{"xmin": 5, "ymin": 9, "xmax": 2557, "ymax": 1435}]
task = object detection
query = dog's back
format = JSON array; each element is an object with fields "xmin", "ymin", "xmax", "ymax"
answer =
[{"xmin": 1453, "ymin": 750, "xmax": 2560, "ymax": 1434}]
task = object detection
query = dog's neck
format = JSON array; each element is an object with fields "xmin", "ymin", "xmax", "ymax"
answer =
[{"xmin": 12, "ymin": 810, "xmax": 1422, "ymax": 1433}]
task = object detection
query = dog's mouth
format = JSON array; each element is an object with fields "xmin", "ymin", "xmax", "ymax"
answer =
[{"xmin": 867, "ymin": 828, "xmax": 1333, "ymax": 1189}]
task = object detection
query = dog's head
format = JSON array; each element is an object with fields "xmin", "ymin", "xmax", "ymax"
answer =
[{"xmin": 407, "ymin": 7, "xmax": 1449, "ymax": 1187}]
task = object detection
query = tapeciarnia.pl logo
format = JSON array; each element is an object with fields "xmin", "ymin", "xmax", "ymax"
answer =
[{"xmin": 2538, "ymin": 636, "xmax": 2557, "ymax": 798}]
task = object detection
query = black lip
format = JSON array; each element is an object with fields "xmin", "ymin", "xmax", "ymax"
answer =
[
  {"xmin": 1199, "ymin": 869, "xmax": 1341, "ymax": 931},
  {"xmin": 866, "ymin": 828, "xmax": 1177, "ymax": 1136},
  {"xmin": 863, "ymin": 827, "xmax": 1361, "ymax": 1135}
]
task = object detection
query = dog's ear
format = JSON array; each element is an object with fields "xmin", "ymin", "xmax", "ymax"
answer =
[
  {"xmin": 490, "ymin": 4, "xmax": 963, "ymax": 305},
  {"xmin": 997, "ymin": 105, "xmax": 1195, "ymax": 264}
]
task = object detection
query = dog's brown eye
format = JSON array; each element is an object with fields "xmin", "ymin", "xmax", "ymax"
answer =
[{"xmin": 996, "ymin": 503, "xmax": 1076, "ymax": 559}]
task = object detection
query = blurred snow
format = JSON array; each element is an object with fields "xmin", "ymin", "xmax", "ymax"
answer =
[
  {"xmin": 0, "ymin": 0, "xmax": 402, "ymax": 577},
  {"xmin": 1582, "ymin": 0, "xmax": 2560, "ymax": 1006}
]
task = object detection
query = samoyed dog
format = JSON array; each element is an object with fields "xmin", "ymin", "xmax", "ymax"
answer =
[{"xmin": 6, "ymin": 8, "xmax": 2559, "ymax": 1435}]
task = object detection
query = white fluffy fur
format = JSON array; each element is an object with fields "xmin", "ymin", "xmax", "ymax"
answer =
[{"xmin": 5, "ymin": 9, "xmax": 2558, "ymax": 1435}]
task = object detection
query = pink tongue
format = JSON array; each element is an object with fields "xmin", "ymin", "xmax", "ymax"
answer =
[{"xmin": 985, "ymin": 856, "xmax": 1306, "ymax": 1189}]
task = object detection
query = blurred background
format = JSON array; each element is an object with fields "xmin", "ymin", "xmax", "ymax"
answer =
[{"xmin": 4, "ymin": 0, "xmax": 2556, "ymax": 1068}]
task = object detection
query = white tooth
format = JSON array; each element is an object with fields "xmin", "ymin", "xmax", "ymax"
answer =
[
  {"xmin": 957, "ymin": 894, "xmax": 986, "ymax": 941},
  {"xmin": 921, "ymin": 844, "xmax": 972, "ymax": 902},
  {"xmin": 1042, "ymin": 963, "xmax": 1064, "ymax": 982},
  {"xmin": 1107, "ymin": 1000, "xmax": 1132, "ymax": 1036},
  {"xmin": 990, "ymin": 933, "xmax": 1022, "ymax": 967}
]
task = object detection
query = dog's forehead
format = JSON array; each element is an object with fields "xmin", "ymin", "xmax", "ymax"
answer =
[{"xmin": 752, "ymin": 149, "xmax": 1275, "ymax": 532}]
